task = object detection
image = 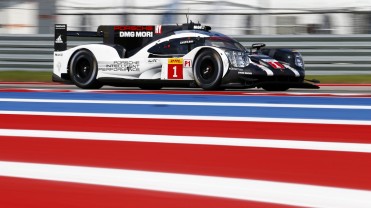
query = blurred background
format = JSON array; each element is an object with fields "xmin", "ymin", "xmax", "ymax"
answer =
[
  {"xmin": 1, "ymin": 0, "xmax": 371, "ymax": 35},
  {"xmin": 1, "ymin": 0, "xmax": 371, "ymax": 81}
]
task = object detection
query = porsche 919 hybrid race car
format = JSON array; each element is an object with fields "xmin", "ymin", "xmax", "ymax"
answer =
[{"xmin": 52, "ymin": 22, "xmax": 319, "ymax": 91}]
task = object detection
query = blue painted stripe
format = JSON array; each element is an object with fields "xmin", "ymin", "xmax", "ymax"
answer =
[
  {"xmin": 0, "ymin": 92, "xmax": 371, "ymax": 105},
  {"xmin": 0, "ymin": 101, "xmax": 370, "ymax": 121}
]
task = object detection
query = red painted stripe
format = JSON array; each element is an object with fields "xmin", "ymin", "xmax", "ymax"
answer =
[
  {"xmin": 0, "ymin": 114, "xmax": 370, "ymax": 143},
  {"xmin": 1, "ymin": 136, "xmax": 370, "ymax": 190},
  {"xmin": 0, "ymin": 176, "xmax": 293, "ymax": 208}
]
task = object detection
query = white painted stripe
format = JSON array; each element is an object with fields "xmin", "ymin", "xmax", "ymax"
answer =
[
  {"xmin": 1, "ymin": 110, "xmax": 371, "ymax": 125},
  {"xmin": 0, "ymin": 129, "xmax": 370, "ymax": 153},
  {"xmin": 0, "ymin": 161, "xmax": 370, "ymax": 208},
  {"xmin": 284, "ymin": 64, "xmax": 301, "ymax": 77},
  {"xmin": 251, "ymin": 62, "xmax": 274, "ymax": 76},
  {"xmin": 1, "ymin": 98, "xmax": 371, "ymax": 109}
]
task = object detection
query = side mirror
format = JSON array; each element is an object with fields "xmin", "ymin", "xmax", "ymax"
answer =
[{"xmin": 252, "ymin": 43, "xmax": 266, "ymax": 51}]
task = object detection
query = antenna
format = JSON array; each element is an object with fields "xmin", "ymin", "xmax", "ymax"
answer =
[{"xmin": 186, "ymin": 8, "xmax": 189, "ymax": 24}]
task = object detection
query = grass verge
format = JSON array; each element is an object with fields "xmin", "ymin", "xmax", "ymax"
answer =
[
  {"xmin": 306, "ymin": 75, "xmax": 371, "ymax": 84},
  {"xmin": 0, "ymin": 71, "xmax": 52, "ymax": 82}
]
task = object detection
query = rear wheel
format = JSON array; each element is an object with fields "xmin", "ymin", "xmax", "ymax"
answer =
[
  {"xmin": 69, "ymin": 49, "xmax": 103, "ymax": 89},
  {"xmin": 193, "ymin": 49, "xmax": 223, "ymax": 90}
]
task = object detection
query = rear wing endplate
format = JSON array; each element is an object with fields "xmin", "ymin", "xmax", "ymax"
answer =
[{"xmin": 54, "ymin": 24, "xmax": 103, "ymax": 51}]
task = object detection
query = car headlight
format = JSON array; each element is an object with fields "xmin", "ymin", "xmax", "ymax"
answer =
[
  {"xmin": 225, "ymin": 50, "xmax": 250, "ymax": 67},
  {"xmin": 295, "ymin": 55, "xmax": 304, "ymax": 68}
]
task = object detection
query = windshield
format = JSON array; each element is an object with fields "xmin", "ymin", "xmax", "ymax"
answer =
[{"xmin": 205, "ymin": 36, "xmax": 246, "ymax": 52}]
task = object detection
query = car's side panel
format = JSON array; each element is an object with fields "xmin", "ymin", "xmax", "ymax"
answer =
[
  {"xmin": 97, "ymin": 58, "xmax": 163, "ymax": 79},
  {"xmin": 53, "ymin": 42, "xmax": 229, "ymax": 83},
  {"xmin": 157, "ymin": 46, "xmax": 229, "ymax": 81},
  {"xmin": 53, "ymin": 50, "xmax": 73, "ymax": 77},
  {"xmin": 131, "ymin": 32, "xmax": 209, "ymax": 59},
  {"xmin": 159, "ymin": 57, "xmax": 193, "ymax": 80},
  {"xmin": 53, "ymin": 44, "xmax": 120, "ymax": 78}
]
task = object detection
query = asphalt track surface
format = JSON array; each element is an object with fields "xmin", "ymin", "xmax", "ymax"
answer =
[{"xmin": 0, "ymin": 83, "xmax": 371, "ymax": 208}]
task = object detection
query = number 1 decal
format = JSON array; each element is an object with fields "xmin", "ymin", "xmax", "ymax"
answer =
[
  {"xmin": 168, "ymin": 58, "xmax": 183, "ymax": 79},
  {"xmin": 173, "ymin": 66, "xmax": 178, "ymax": 77}
]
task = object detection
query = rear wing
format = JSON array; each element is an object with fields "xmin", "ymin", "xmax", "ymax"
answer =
[
  {"xmin": 54, "ymin": 24, "xmax": 103, "ymax": 52},
  {"xmin": 54, "ymin": 22, "xmax": 211, "ymax": 52},
  {"xmin": 54, "ymin": 24, "xmax": 165, "ymax": 53}
]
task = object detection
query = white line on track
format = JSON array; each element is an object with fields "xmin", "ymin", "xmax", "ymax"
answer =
[
  {"xmin": 2, "ymin": 98, "xmax": 371, "ymax": 109},
  {"xmin": 1, "ymin": 129, "xmax": 370, "ymax": 153},
  {"xmin": 1, "ymin": 110, "xmax": 371, "ymax": 125},
  {"xmin": 0, "ymin": 161, "xmax": 370, "ymax": 208}
]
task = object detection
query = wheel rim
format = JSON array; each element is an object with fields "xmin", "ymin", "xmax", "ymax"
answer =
[
  {"xmin": 200, "ymin": 58, "xmax": 215, "ymax": 81},
  {"xmin": 75, "ymin": 58, "xmax": 92, "ymax": 82}
]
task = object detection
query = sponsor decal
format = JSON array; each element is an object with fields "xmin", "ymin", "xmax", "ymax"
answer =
[
  {"xmin": 54, "ymin": 24, "xmax": 66, "ymax": 51},
  {"xmin": 54, "ymin": 53, "xmax": 63, "ymax": 57},
  {"xmin": 119, "ymin": 31, "xmax": 153, "ymax": 37},
  {"xmin": 115, "ymin": 25, "xmax": 154, "ymax": 38},
  {"xmin": 55, "ymin": 24, "xmax": 66, "ymax": 29},
  {"xmin": 100, "ymin": 61, "xmax": 140, "ymax": 72},
  {"xmin": 155, "ymin": 25, "xmax": 162, "ymax": 34},
  {"xmin": 55, "ymin": 35, "xmax": 63, "ymax": 44},
  {"xmin": 238, "ymin": 71, "xmax": 253, "ymax": 75},
  {"xmin": 193, "ymin": 25, "xmax": 205, "ymax": 30},
  {"xmin": 114, "ymin": 26, "xmax": 153, "ymax": 31},
  {"xmin": 168, "ymin": 58, "xmax": 183, "ymax": 79},
  {"xmin": 168, "ymin": 58, "xmax": 183, "ymax": 65},
  {"xmin": 148, "ymin": 59, "xmax": 159, "ymax": 63},
  {"xmin": 229, "ymin": 67, "xmax": 242, "ymax": 71},
  {"xmin": 183, "ymin": 59, "xmax": 192, "ymax": 68},
  {"xmin": 180, "ymin": 40, "xmax": 194, "ymax": 45}
]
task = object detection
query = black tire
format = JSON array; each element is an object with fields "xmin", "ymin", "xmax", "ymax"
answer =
[
  {"xmin": 193, "ymin": 49, "xmax": 223, "ymax": 90},
  {"xmin": 69, "ymin": 49, "xmax": 103, "ymax": 89},
  {"xmin": 262, "ymin": 85, "xmax": 289, "ymax": 91}
]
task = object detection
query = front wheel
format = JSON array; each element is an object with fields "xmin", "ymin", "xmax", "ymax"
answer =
[
  {"xmin": 193, "ymin": 49, "xmax": 223, "ymax": 90},
  {"xmin": 69, "ymin": 49, "xmax": 103, "ymax": 89}
]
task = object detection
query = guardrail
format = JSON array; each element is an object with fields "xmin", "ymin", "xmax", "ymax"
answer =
[{"xmin": 1, "ymin": 34, "xmax": 371, "ymax": 75}]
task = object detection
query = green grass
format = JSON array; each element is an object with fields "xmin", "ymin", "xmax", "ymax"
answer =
[
  {"xmin": 306, "ymin": 75, "xmax": 371, "ymax": 84},
  {"xmin": 0, "ymin": 71, "xmax": 52, "ymax": 82},
  {"xmin": 0, "ymin": 71, "xmax": 370, "ymax": 84}
]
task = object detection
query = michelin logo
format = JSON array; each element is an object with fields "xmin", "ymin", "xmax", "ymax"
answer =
[{"xmin": 55, "ymin": 35, "xmax": 63, "ymax": 43}]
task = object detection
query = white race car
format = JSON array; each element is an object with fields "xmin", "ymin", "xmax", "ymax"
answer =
[{"xmin": 52, "ymin": 23, "xmax": 319, "ymax": 90}]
